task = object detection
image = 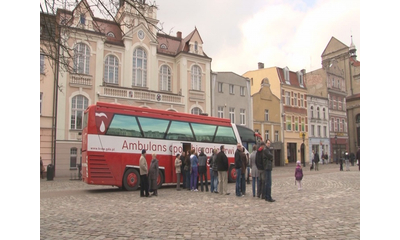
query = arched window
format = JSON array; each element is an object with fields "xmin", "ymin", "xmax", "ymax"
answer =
[
  {"xmin": 323, "ymin": 108, "xmax": 326, "ymax": 119},
  {"xmin": 104, "ymin": 55, "xmax": 119, "ymax": 84},
  {"xmin": 310, "ymin": 106, "xmax": 314, "ymax": 118},
  {"xmin": 159, "ymin": 65, "xmax": 171, "ymax": 91},
  {"xmin": 191, "ymin": 65, "xmax": 201, "ymax": 90},
  {"xmin": 73, "ymin": 43, "xmax": 90, "ymax": 74},
  {"xmin": 132, "ymin": 48, "xmax": 147, "ymax": 87},
  {"xmin": 317, "ymin": 107, "xmax": 320, "ymax": 119},
  {"xmin": 71, "ymin": 95, "xmax": 89, "ymax": 130},
  {"xmin": 191, "ymin": 107, "xmax": 202, "ymax": 115}
]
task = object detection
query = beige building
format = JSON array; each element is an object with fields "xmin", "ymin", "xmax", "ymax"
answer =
[
  {"xmin": 244, "ymin": 64, "xmax": 308, "ymax": 165},
  {"xmin": 251, "ymin": 79, "xmax": 284, "ymax": 166},
  {"xmin": 40, "ymin": 13, "xmax": 58, "ymax": 170},
  {"xmin": 44, "ymin": 0, "xmax": 212, "ymax": 177}
]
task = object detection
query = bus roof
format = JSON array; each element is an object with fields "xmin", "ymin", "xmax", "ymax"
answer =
[{"xmin": 91, "ymin": 102, "xmax": 233, "ymax": 126}]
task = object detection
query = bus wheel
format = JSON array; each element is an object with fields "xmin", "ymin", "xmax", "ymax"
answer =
[
  {"xmin": 123, "ymin": 168, "xmax": 140, "ymax": 191},
  {"xmin": 157, "ymin": 171, "xmax": 164, "ymax": 189},
  {"xmin": 228, "ymin": 165, "xmax": 236, "ymax": 183}
]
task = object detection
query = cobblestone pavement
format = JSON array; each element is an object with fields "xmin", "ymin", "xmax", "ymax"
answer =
[{"xmin": 40, "ymin": 163, "xmax": 360, "ymax": 240}]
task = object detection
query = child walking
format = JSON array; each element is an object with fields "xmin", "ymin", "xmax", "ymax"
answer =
[{"xmin": 295, "ymin": 161, "xmax": 303, "ymax": 190}]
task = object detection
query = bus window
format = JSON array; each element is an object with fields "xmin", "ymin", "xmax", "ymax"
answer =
[
  {"xmin": 166, "ymin": 121, "xmax": 195, "ymax": 141},
  {"xmin": 191, "ymin": 123, "xmax": 216, "ymax": 142},
  {"xmin": 138, "ymin": 117, "xmax": 169, "ymax": 139},
  {"xmin": 214, "ymin": 126, "xmax": 237, "ymax": 144},
  {"xmin": 107, "ymin": 114, "xmax": 142, "ymax": 137}
]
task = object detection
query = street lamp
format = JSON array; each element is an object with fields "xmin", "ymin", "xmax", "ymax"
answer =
[{"xmin": 302, "ymin": 132, "xmax": 306, "ymax": 167}]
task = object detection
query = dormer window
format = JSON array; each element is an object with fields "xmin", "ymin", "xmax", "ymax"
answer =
[
  {"xmin": 160, "ymin": 44, "xmax": 167, "ymax": 49},
  {"xmin": 284, "ymin": 67, "xmax": 290, "ymax": 84},
  {"xmin": 194, "ymin": 41, "xmax": 198, "ymax": 53},
  {"xmin": 80, "ymin": 14, "xmax": 86, "ymax": 25},
  {"xmin": 107, "ymin": 32, "xmax": 115, "ymax": 37},
  {"xmin": 297, "ymin": 71, "xmax": 304, "ymax": 87}
]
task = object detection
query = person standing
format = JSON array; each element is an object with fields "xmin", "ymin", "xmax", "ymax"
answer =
[
  {"xmin": 249, "ymin": 145, "xmax": 259, "ymax": 197},
  {"xmin": 184, "ymin": 151, "xmax": 191, "ymax": 190},
  {"xmin": 190, "ymin": 149, "xmax": 199, "ymax": 191},
  {"xmin": 246, "ymin": 153, "xmax": 250, "ymax": 184},
  {"xmin": 234, "ymin": 143, "xmax": 243, "ymax": 197},
  {"xmin": 40, "ymin": 157, "xmax": 45, "ymax": 179},
  {"xmin": 180, "ymin": 151, "xmax": 186, "ymax": 189},
  {"xmin": 139, "ymin": 149, "xmax": 150, "ymax": 197},
  {"xmin": 295, "ymin": 161, "xmax": 303, "ymax": 190},
  {"xmin": 211, "ymin": 148, "xmax": 219, "ymax": 193},
  {"xmin": 216, "ymin": 145, "xmax": 230, "ymax": 195},
  {"xmin": 148, "ymin": 153, "xmax": 159, "ymax": 196},
  {"xmin": 321, "ymin": 151, "xmax": 325, "ymax": 165},
  {"xmin": 350, "ymin": 152, "xmax": 355, "ymax": 166},
  {"xmin": 263, "ymin": 139, "xmax": 275, "ymax": 202},
  {"xmin": 175, "ymin": 153, "xmax": 182, "ymax": 191},
  {"xmin": 356, "ymin": 147, "xmax": 360, "ymax": 171},
  {"xmin": 198, "ymin": 148, "xmax": 209, "ymax": 192},
  {"xmin": 313, "ymin": 150, "xmax": 320, "ymax": 171},
  {"xmin": 240, "ymin": 147, "xmax": 247, "ymax": 196},
  {"xmin": 256, "ymin": 142, "xmax": 266, "ymax": 199},
  {"xmin": 344, "ymin": 151, "xmax": 350, "ymax": 171}
]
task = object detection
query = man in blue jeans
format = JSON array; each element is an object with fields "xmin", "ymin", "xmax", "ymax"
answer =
[
  {"xmin": 234, "ymin": 143, "xmax": 243, "ymax": 197},
  {"xmin": 263, "ymin": 139, "xmax": 275, "ymax": 202}
]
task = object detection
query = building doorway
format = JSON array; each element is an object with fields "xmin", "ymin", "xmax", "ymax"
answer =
[{"xmin": 287, "ymin": 143, "xmax": 297, "ymax": 163}]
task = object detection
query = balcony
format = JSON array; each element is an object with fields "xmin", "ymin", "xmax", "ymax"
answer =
[
  {"xmin": 69, "ymin": 74, "xmax": 92, "ymax": 88},
  {"xmin": 98, "ymin": 86, "xmax": 183, "ymax": 105}
]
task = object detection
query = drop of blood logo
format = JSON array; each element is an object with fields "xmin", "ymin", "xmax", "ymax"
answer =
[{"xmin": 100, "ymin": 121, "xmax": 105, "ymax": 132}]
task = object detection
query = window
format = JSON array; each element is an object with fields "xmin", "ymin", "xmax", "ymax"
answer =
[
  {"xmin": 217, "ymin": 106, "xmax": 224, "ymax": 118},
  {"xmin": 106, "ymin": 32, "xmax": 115, "ymax": 37},
  {"xmin": 274, "ymin": 131, "xmax": 279, "ymax": 142},
  {"xmin": 295, "ymin": 117, "xmax": 299, "ymax": 131},
  {"xmin": 138, "ymin": 117, "xmax": 169, "ymax": 139},
  {"xmin": 104, "ymin": 55, "xmax": 119, "ymax": 84},
  {"xmin": 240, "ymin": 109, "xmax": 246, "ymax": 125},
  {"xmin": 191, "ymin": 123, "xmax": 216, "ymax": 142},
  {"xmin": 132, "ymin": 48, "xmax": 147, "ymax": 87},
  {"xmin": 264, "ymin": 110, "xmax": 269, "ymax": 121},
  {"xmin": 159, "ymin": 65, "xmax": 171, "ymax": 91},
  {"xmin": 300, "ymin": 94, "xmax": 304, "ymax": 107},
  {"xmin": 40, "ymin": 54, "xmax": 44, "ymax": 73},
  {"xmin": 317, "ymin": 125, "xmax": 321, "ymax": 137},
  {"xmin": 284, "ymin": 67, "xmax": 290, "ymax": 84},
  {"xmin": 337, "ymin": 118, "xmax": 340, "ymax": 132},
  {"xmin": 240, "ymin": 86, "xmax": 245, "ymax": 96},
  {"xmin": 311, "ymin": 125, "xmax": 315, "ymax": 136},
  {"xmin": 191, "ymin": 65, "xmax": 201, "ymax": 90},
  {"xmin": 317, "ymin": 107, "xmax": 320, "ymax": 119},
  {"xmin": 214, "ymin": 126, "xmax": 237, "ymax": 144},
  {"xmin": 286, "ymin": 116, "xmax": 291, "ymax": 130},
  {"xmin": 166, "ymin": 121, "xmax": 195, "ymax": 141},
  {"xmin": 323, "ymin": 126, "xmax": 327, "ymax": 137},
  {"xmin": 265, "ymin": 130, "xmax": 269, "ymax": 141},
  {"xmin": 80, "ymin": 14, "xmax": 86, "ymax": 25},
  {"xmin": 194, "ymin": 41, "xmax": 198, "ymax": 53},
  {"xmin": 70, "ymin": 148, "xmax": 77, "ymax": 168},
  {"xmin": 229, "ymin": 84, "xmax": 234, "ymax": 94},
  {"xmin": 160, "ymin": 44, "xmax": 167, "ymax": 49},
  {"xmin": 333, "ymin": 97, "xmax": 337, "ymax": 109},
  {"xmin": 301, "ymin": 118, "xmax": 305, "ymax": 131},
  {"xmin": 40, "ymin": 92, "xmax": 43, "ymax": 115},
  {"xmin": 107, "ymin": 114, "xmax": 142, "ymax": 137},
  {"xmin": 323, "ymin": 108, "xmax": 326, "ymax": 119},
  {"xmin": 294, "ymin": 93, "xmax": 297, "ymax": 106},
  {"xmin": 191, "ymin": 107, "xmax": 202, "ymax": 115},
  {"xmin": 218, "ymin": 82, "xmax": 223, "ymax": 92},
  {"xmin": 229, "ymin": 107, "xmax": 235, "ymax": 123},
  {"xmin": 73, "ymin": 43, "xmax": 90, "ymax": 74},
  {"xmin": 310, "ymin": 106, "xmax": 314, "ymax": 118},
  {"xmin": 343, "ymin": 119, "xmax": 346, "ymax": 132},
  {"xmin": 299, "ymin": 73, "xmax": 304, "ymax": 87},
  {"xmin": 338, "ymin": 98, "xmax": 342, "ymax": 110},
  {"xmin": 286, "ymin": 91, "xmax": 291, "ymax": 105},
  {"xmin": 331, "ymin": 118, "xmax": 334, "ymax": 131},
  {"xmin": 70, "ymin": 95, "xmax": 89, "ymax": 130}
]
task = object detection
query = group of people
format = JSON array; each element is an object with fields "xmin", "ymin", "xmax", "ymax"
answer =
[{"xmin": 139, "ymin": 149, "xmax": 160, "ymax": 197}]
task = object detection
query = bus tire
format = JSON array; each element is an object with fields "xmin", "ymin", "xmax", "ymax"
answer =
[
  {"xmin": 157, "ymin": 170, "xmax": 164, "ymax": 189},
  {"xmin": 123, "ymin": 168, "xmax": 140, "ymax": 191},
  {"xmin": 228, "ymin": 165, "xmax": 236, "ymax": 183}
]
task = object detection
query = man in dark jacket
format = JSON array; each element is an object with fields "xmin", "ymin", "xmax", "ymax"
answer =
[
  {"xmin": 180, "ymin": 152, "xmax": 186, "ymax": 189},
  {"xmin": 216, "ymin": 145, "xmax": 230, "ymax": 195},
  {"xmin": 313, "ymin": 150, "xmax": 320, "ymax": 171},
  {"xmin": 198, "ymin": 148, "xmax": 209, "ymax": 192},
  {"xmin": 263, "ymin": 139, "xmax": 275, "ymax": 202},
  {"xmin": 256, "ymin": 142, "xmax": 266, "ymax": 199},
  {"xmin": 234, "ymin": 143, "xmax": 243, "ymax": 196}
]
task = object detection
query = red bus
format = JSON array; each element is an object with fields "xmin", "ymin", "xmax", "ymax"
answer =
[{"xmin": 81, "ymin": 102, "xmax": 261, "ymax": 191}]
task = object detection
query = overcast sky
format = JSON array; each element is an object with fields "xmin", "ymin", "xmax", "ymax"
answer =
[{"xmin": 156, "ymin": 0, "xmax": 360, "ymax": 75}]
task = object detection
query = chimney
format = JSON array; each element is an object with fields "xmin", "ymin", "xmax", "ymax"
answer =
[
  {"xmin": 258, "ymin": 62, "xmax": 264, "ymax": 69},
  {"xmin": 177, "ymin": 31, "xmax": 182, "ymax": 39}
]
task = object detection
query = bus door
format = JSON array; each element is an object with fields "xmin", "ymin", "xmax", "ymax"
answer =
[{"xmin": 171, "ymin": 142, "xmax": 182, "ymax": 183}]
